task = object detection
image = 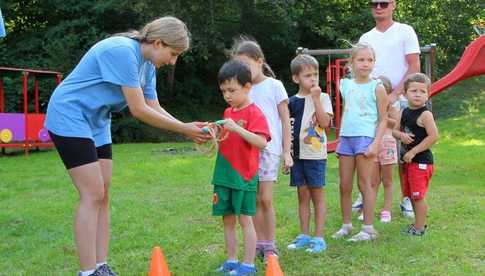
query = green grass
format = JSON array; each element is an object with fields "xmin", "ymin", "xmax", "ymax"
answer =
[{"xmin": 1, "ymin": 77, "xmax": 485, "ymax": 275}]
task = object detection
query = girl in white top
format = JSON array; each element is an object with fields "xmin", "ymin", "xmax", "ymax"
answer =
[{"xmin": 232, "ymin": 37, "xmax": 293, "ymax": 260}]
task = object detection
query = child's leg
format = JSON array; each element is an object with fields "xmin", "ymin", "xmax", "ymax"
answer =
[
  {"xmin": 309, "ymin": 187, "xmax": 326, "ymax": 237},
  {"xmin": 339, "ymin": 156, "xmax": 356, "ymax": 224},
  {"xmin": 371, "ymin": 164, "xmax": 382, "ymax": 203},
  {"xmin": 381, "ymin": 164, "xmax": 394, "ymax": 212},
  {"xmin": 356, "ymin": 155, "xmax": 378, "ymax": 226},
  {"xmin": 223, "ymin": 215, "xmax": 238, "ymax": 260},
  {"xmin": 297, "ymin": 186, "xmax": 311, "ymax": 235},
  {"xmin": 412, "ymin": 199, "xmax": 428, "ymax": 230},
  {"xmin": 254, "ymin": 181, "xmax": 275, "ymax": 244},
  {"xmin": 238, "ymin": 215, "xmax": 257, "ymax": 264}
]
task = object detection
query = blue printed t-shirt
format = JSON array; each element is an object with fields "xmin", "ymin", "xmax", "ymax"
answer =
[
  {"xmin": 339, "ymin": 78, "xmax": 379, "ymax": 138},
  {"xmin": 0, "ymin": 8, "xmax": 6, "ymax": 37},
  {"xmin": 289, "ymin": 93, "xmax": 333, "ymax": 160},
  {"xmin": 45, "ymin": 36, "xmax": 157, "ymax": 146}
]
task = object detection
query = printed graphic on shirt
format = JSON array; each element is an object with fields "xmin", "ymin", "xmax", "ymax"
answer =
[{"xmin": 289, "ymin": 93, "xmax": 333, "ymax": 160}]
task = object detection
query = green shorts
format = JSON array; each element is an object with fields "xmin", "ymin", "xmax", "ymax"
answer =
[{"xmin": 212, "ymin": 185, "xmax": 256, "ymax": 216}]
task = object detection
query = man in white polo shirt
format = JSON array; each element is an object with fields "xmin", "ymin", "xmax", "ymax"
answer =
[{"xmin": 354, "ymin": 0, "xmax": 420, "ymax": 218}]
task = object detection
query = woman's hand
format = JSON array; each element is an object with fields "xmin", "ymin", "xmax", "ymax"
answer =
[{"xmin": 184, "ymin": 122, "xmax": 211, "ymax": 143}]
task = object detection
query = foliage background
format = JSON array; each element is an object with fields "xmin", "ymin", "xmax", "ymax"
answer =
[{"xmin": 0, "ymin": 0, "xmax": 483, "ymax": 142}]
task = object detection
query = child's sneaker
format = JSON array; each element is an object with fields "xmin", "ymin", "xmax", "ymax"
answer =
[
  {"xmin": 331, "ymin": 225, "xmax": 353, "ymax": 239},
  {"xmin": 380, "ymin": 210, "xmax": 392, "ymax": 223},
  {"xmin": 262, "ymin": 249, "xmax": 278, "ymax": 265},
  {"xmin": 287, "ymin": 234, "xmax": 311, "ymax": 250},
  {"xmin": 357, "ymin": 212, "xmax": 364, "ymax": 221},
  {"xmin": 401, "ymin": 224, "xmax": 426, "ymax": 236},
  {"xmin": 352, "ymin": 193, "xmax": 363, "ymax": 212},
  {"xmin": 400, "ymin": 197, "xmax": 415, "ymax": 218},
  {"xmin": 216, "ymin": 260, "xmax": 239, "ymax": 274},
  {"xmin": 305, "ymin": 237, "xmax": 327, "ymax": 253},
  {"xmin": 229, "ymin": 263, "xmax": 257, "ymax": 276},
  {"xmin": 78, "ymin": 270, "xmax": 104, "ymax": 276},
  {"xmin": 347, "ymin": 230, "xmax": 377, "ymax": 242}
]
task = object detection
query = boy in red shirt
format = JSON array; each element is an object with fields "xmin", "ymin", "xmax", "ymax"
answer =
[{"xmin": 212, "ymin": 60, "xmax": 271, "ymax": 275}]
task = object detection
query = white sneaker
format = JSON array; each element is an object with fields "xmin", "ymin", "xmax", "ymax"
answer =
[
  {"xmin": 332, "ymin": 226, "xmax": 353, "ymax": 239},
  {"xmin": 347, "ymin": 230, "xmax": 378, "ymax": 242},
  {"xmin": 352, "ymin": 193, "xmax": 363, "ymax": 212},
  {"xmin": 400, "ymin": 197, "xmax": 415, "ymax": 218}
]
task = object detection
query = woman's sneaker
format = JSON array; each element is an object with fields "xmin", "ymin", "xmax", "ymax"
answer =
[
  {"xmin": 332, "ymin": 226, "xmax": 353, "ymax": 239},
  {"xmin": 287, "ymin": 234, "xmax": 311, "ymax": 250},
  {"xmin": 380, "ymin": 210, "xmax": 392, "ymax": 223},
  {"xmin": 305, "ymin": 237, "xmax": 327, "ymax": 253},
  {"xmin": 229, "ymin": 264, "xmax": 257, "ymax": 276},
  {"xmin": 347, "ymin": 230, "xmax": 377, "ymax": 242},
  {"xmin": 216, "ymin": 260, "xmax": 239, "ymax": 273}
]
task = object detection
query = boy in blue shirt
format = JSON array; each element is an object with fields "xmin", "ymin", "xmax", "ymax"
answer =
[{"xmin": 287, "ymin": 54, "xmax": 333, "ymax": 253}]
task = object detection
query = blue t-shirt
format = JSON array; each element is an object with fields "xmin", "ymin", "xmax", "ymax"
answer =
[
  {"xmin": 339, "ymin": 78, "xmax": 379, "ymax": 138},
  {"xmin": 0, "ymin": 8, "xmax": 6, "ymax": 37},
  {"xmin": 45, "ymin": 36, "xmax": 157, "ymax": 146}
]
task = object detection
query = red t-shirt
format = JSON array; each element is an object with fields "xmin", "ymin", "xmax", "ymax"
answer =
[{"xmin": 212, "ymin": 103, "xmax": 271, "ymax": 191}]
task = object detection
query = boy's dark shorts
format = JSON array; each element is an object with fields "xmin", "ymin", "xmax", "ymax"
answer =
[
  {"xmin": 212, "ymin": 185, "xmax": 256, "ymax": 216},
  {"xmin": 290, "ymin": 159, "xmax": 326, "ymax": 188}
]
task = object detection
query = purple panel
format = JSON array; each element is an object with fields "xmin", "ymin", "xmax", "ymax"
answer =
[{"xmin": 0, "ymin": 113, "xmax": 26, "ymax": 142}]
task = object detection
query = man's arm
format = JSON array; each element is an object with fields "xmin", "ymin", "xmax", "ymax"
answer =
[{"xmin": 390, "ymin": 53, "xmax": 420, "ymax": 102}]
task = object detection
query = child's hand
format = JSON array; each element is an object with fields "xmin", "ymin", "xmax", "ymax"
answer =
[
  {"xmin": 400, "ymin": 132, "xmax": 415, "ymax": 144},
  {"xmin": 282, "ymin": 152, "xmax": 293, "ymax": 175},
  {"xmin": 403, "ymin": 150, "xmax": 416, "ymax": 163},
  {"xmin": 310, "ymin": 85, "xmax": 322, "ymax": 100},
  {"xmin": 222, "ymin": 118, "xmax": 239, "ymax": 132},
  {"xmin": 364, "ymin": 142, "xmax": 378, "ymax": 158}
]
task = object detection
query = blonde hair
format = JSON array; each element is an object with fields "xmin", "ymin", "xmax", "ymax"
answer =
[
  {"xmin": 404, "ymin": 73, "xmax": 432, "ymax": 93},
  {"xmin": 290, "ymin": 54, "xmax": 319, "ymax": 75},
  {"xmin": 231, "ymin": 36, "xmax": 276, "ymax": 78},
  {"xmin": 115, "ymin": 16, "xmax": 190, "ymax": 52},
  {"xmin": 350, "ymin": 42, "xmax": 376, "ymax": 61},
  {"xmin": 377, "ymin": 75, "xmax": 393, "ymax": 94}
]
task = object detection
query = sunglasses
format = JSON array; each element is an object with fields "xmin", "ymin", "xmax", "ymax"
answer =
[{"xmin": 370, "ymin": 2, "xmax": 391, "ymax": 9}]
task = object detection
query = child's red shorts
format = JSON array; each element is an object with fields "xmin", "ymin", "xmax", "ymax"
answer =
[{"xmin": 401, "ymin": 162, "xmax": 434, "ymax": 200}]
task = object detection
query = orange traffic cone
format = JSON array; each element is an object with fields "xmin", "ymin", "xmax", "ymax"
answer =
[
  {"xmin": 148, "ymin": 246, "xmax": 171, "ymax": 276},
  {"xmin": 265, "ymin": 254, "xmax": 284, "ymax": 276}
]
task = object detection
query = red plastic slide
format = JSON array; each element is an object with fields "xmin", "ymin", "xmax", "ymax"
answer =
[{"xmin": 431, "ymin": 35, "xmax": 485, "ymax": 96}]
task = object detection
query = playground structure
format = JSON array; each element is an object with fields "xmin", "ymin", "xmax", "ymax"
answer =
[
  {"xmin": 0, "ymin": 67, "xmax": 62, "ymax": 155},
  {"xmin": 297, "ymin": 34, "xmax": 485, "ymax": 152}
]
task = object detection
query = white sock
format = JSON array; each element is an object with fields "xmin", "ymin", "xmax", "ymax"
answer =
[
  {"xmin": 227, "ymin": 259, "xmax": 238, "ymax": 263},
  {"xmin": 343, "ymin": 223, "xmax": 353, "ymax": 230},
  {"xmin": 80, "ymin": 270, "xmax": 95, "ymax": 276},
  {"xmin": 96, "ymin": 262, "xmax": 107, "ymax": 268},
  {"xmin": 362, "ymin": 224, "xmax": 374, "ymax": 233}
]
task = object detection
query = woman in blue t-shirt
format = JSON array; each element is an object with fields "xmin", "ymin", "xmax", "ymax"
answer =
[{"xmin": 45, "ymin": 16, "xmax": 208, "ymax": 276}]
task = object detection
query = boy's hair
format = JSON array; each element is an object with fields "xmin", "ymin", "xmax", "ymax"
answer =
[
  {"xmin": 404, "ymin": 73, "xmax": 432, "ymax": 93},
  {"xmin": 290, "ymin": 54, "xmax": 319, "ymax": 75},
  {"xmin": 231, "ymin": 35, "xmax": 276, "ymax": 78},
  {"xmin": 114, "ymin": 16, "xmax": 190, "ymax": 52},
  {"xmin": 218, "ymin": 60, "xmax": 252, "ymax": 86},
  {"xmin": 377, "ymin": 75, "xmax": 393, "ymax": 94}
]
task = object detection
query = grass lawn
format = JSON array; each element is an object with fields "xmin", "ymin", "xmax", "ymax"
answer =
[{"xmin": 1, "ymin": 77, "xmax": 484, "ymax": 275}]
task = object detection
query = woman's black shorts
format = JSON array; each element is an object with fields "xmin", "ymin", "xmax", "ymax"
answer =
[{"xmin": 49, "ymin": 131, "xmax": 112, "ymax": 170}]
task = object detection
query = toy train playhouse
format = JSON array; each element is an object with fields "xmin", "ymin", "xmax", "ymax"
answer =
[{"xmin": 0, "ymin": 67, "xmax": 62, "ymax": 155}]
